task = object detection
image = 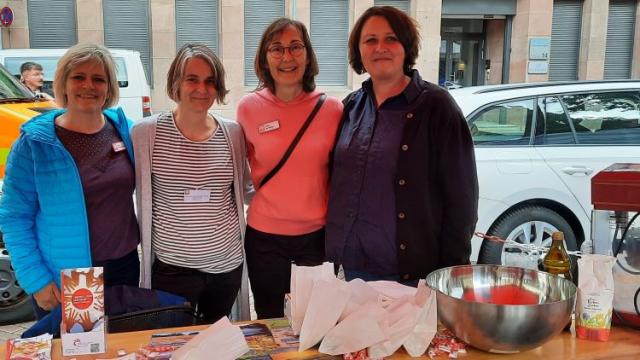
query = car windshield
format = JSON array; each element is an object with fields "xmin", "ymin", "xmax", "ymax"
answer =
[{"xmin": 0, "ymin": 63, "xmax": 34, "ymax": 100}]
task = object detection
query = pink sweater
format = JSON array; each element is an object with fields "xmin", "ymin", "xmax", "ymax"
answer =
[{"xmin": 237, "ymin": 89, "xmax": 343, "ymax": 235}]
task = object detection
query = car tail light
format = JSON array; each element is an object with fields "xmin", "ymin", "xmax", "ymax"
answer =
[{"xmin": 142, "ymin": 96, "xmax": 152, "ymax": 117}]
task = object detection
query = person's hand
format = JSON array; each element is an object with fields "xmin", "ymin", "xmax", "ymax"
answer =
[
  {"xmin": 36, "ymin": 92, "xmax": 54, "ymax": 101},
  {"xmin": 33, "ymin": 282, "xmax": 61, "ymax": 311}
]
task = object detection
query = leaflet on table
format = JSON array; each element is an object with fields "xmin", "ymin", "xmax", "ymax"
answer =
[
  {"xmin": 5, "ymin": 333, "xmax": 52, "ymax": 360},
  {"xmin": 60, "ymin": 266, "xmax": 106, "ymax": 356},
  {"xmin": 172, "ymin": 317, "xmax": 248, "ymax": 360}
]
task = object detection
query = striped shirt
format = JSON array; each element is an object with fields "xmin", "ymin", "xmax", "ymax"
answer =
[{"xmin": 151, "ymin": 112, "xmax": 242, "ymax": 273}]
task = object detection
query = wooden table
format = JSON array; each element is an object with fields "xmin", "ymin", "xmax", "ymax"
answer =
[{"xmin": 2, "ymin": 324, "xmax": 639, "ymax": 359}]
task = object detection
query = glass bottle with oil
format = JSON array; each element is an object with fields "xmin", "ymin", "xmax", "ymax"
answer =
[{"xmin": 543, "ymin": 231, "xmax": 572, "ymax": 281}]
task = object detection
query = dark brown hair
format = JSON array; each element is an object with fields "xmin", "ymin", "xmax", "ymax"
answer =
[
  {"xmin": 20, "ymin": 61, "xmax": 43, "ymax": 73},
  {"xmin": 348, "ymin": 6, "xmax": 420, "ymax": 75},
  {"xmin": 167, "ymin": 43, "xmax": 228, "ymax": 104},
  {"xmin": 254, "ymin": 17, "xmax": 319, "ymax": 93}
]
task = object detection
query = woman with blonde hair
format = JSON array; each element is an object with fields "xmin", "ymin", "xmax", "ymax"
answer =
[
  {"xmin": 0, "ymin": 43, "xmax": 139, "ymax": 318},
  {"xmin": 133, "ymin": 43, "xmax": 250, "ymax": 323}
]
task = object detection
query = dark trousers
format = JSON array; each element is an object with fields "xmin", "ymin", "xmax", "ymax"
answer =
[
  {"xmin": 32, "ymin": 248, "xmax": 140, "ymax": 320},
  {"xmin": 151, "ymin": 260, "xmax": 243, "ymax": 324},
  {"xmin": 245, "ymin": 225, "xmax": 325, "ymax": 319}
]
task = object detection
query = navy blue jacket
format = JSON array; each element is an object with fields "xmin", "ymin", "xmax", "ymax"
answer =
[{"xmin": 326, "ymin": 70, "xmax": 479, "ymax": 281}]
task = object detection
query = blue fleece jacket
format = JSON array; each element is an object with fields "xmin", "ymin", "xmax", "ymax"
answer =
[{"xmin": 0, "ymin": 108, "xmax": 134, "ymax": 295}]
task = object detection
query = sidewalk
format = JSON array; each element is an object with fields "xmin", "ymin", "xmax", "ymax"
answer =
[{"xmin": 0, "ymin": 321, "xmax": 34, "ymax": 341}]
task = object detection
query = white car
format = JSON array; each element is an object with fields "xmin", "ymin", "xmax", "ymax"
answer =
[{"xmin": 449, "ymin": 81, "xmax": 640, "ymax": 266}]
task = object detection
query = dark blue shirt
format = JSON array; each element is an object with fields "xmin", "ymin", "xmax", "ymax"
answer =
[
  {"xmin": 328, "ymin": 78, "xmax": 420, "ymax": 276},
  {"xmin": 327, "ymin": 71, "xmax": 479, "ymax": 281}
]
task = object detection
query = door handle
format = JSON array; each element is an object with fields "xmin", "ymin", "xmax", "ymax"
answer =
[{"xmin": 561, "ymin": 166, "xmax": 594, "ymax": 175}]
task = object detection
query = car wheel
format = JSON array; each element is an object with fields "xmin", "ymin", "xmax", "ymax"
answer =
[
  {"xmin": 477, "ymin": 206, "xmax": 578, "ymax": 269},
  {"xmin": 0, "ymin": 246, "xmax": 35, "ymax": 325}
]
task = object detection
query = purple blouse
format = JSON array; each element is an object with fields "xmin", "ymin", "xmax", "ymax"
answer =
[{"xmin": 56, "ymin": 120, "xmax": 139, "ymax": 262}]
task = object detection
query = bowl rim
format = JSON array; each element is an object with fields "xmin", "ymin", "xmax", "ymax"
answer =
[{"xmin": 425, "ymin": 264, "xmax": 577, "ymax": 307}]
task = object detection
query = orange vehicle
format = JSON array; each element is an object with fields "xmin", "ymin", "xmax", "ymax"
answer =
[
  {"xmin": 0, "ymin": 64, "xmax": 56, "ymax": 178},
  {"xmin": 0, "ymin": 62, "xmax": 55, "ymax": 324}
]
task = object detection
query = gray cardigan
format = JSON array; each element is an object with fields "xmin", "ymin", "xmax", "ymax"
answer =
[{"xmin": 131, "ymin": 112, "xmax": 252, "ymax": 320}]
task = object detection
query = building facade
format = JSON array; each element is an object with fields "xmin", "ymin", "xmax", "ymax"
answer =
[{"xmin": 1, "ymin": 0, "xmax": 639, "ymax": 118}]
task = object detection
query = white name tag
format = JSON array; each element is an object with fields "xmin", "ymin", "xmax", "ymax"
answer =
[
  {"xmin": 258, "ymin": 120, "xmax": 280, "ymax": 134},
  {"xmin": 112, "ymin": 141, "xmax": 126, "ymax": 152},
  {"xmin": 183, "ymin": 189, "xmax": 211, "ymax": 203}
]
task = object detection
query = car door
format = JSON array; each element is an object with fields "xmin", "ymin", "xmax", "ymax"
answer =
[
  {"xmin": 535, "ymin": 91, "xmax": 640, "ymax": 217},
  {"xmin": 468, "ymin": 98, "xmax": 557, "ymax": 260},
  {"xmin": 469, "ymin": 98, "xmax": 559, "ymax": 208}
]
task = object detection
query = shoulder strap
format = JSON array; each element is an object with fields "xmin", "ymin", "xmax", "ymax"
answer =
[{"xmin": 259, "ymin": 93, "xmax": 326, "ymax": 188}]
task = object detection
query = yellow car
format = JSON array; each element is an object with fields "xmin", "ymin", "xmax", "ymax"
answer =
[
  {"xmin": 0, "ymin": 62, "xmax": 55, "ymax": 324},
  {"xmin": 0, "ymin": 64, "xmax": 56, "ymax": 178}
]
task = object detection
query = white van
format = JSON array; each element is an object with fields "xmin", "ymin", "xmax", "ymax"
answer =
[{"xmin": 0, "ymin": 48, "xmax": 152, "ymax": 121}]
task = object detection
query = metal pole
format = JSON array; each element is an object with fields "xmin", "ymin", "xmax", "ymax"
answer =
[{"xmin": 502, "ymin": 15, "xmax": 512, "ymax": 84}]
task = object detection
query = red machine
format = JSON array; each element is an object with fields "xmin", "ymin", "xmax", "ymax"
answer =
[{"xmin": 591, "ymin": 163, "xmax": 640, "ymax": 328}]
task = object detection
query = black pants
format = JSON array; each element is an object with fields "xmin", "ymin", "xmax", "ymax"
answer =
[
  {"xmin": 245, "ymin": 226, "xmax": 325, "ymax": 319},
  {"xmin": 151, "ymin": 260, "xmax": 242, "ymax": 323}
]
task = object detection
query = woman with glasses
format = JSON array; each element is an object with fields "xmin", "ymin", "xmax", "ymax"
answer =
[{"xmin": 237, "ymin": 18, "xmax": 343, "ymax": 319}]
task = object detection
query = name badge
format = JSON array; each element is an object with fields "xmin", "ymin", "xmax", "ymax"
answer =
[
  {"xmin": 183, "ymin": 189, "xmax": 211, "ymax": 203},
  {"xmin": 112, "ymin": 141, "xmax": 126, "ymax": 152},
  {"xmin": 258, "ymin": 120, "xmax": 280, "ymax": 134}
]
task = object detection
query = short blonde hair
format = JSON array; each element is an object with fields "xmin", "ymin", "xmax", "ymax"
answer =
[
  {"xmin": 53, "ymin": 43, "xmax": 119, "ymax": 109},
  {"xmin": 167, "ymin": 43, "xmax": 228, "ymax": 104}
]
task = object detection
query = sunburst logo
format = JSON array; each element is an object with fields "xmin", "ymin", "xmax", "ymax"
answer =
[{"xmin": 61, "ymin": 267, "xmax": 104, "ymax": 333}]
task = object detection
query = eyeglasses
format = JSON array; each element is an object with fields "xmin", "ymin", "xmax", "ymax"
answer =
[{"xmin": 267, "ymin": 43, "xmax": 306, "ymax": 58}]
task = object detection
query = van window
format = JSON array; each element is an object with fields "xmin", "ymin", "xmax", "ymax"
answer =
[
  {"xmin": 5, "ymin": 57, "xmax": 58, "ymax": 82},
  {"xmin": 561, "ymin": 91, "xmax": 640, "ymax": 145},
  {"xmin": 468, "ymin": 99, "xmax": 534, "ymax": 145},
  {"xmin": 4, "ymin": 56, "xmax": 129, "ymax": 89}
]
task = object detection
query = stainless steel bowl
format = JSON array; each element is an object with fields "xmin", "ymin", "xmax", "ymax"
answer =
[{"xmin": 426, "ymin": 265, "xmax": 576, "ymax": 354}]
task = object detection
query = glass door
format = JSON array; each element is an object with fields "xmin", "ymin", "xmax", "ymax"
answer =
[{"xmin": 439, "ymin": 36, "xmax": 484, "ymax": 88}]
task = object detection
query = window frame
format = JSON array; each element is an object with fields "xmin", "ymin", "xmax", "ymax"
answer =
[
  {"xmin": 558, "ymin": 90, "xmax": 640, "ymax": 146},
  {"xmin": 466, "ymin": 87, "xmax": 640, "ymax": 148},
  {"xmin": 466, "ymin": 96, "xmax": 538, "ymax": 147},
  {"xmin": 534, "ymin": 96, "xmax": 578, "ymax": 146}
]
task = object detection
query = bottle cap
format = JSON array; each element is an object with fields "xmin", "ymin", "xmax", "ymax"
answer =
[{"xmin": 552, "ymin": 231, "xmax": 564, "ymax": 241}]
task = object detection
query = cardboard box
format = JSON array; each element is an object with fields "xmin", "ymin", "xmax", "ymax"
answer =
[{"xmin": 60, "ymin": 267, "xmax": 106, "ymax": 356}]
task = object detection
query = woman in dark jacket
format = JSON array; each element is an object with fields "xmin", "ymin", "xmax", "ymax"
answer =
[{"xmin": 326, "ymin": 6, "xmax": 479, "ymax": 283}]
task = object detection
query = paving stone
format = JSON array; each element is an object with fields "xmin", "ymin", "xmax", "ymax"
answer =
[
  {"xmin": 0, "ymin": 324, "xmax": 23, "ymax": 334},
  {"xmin": 0, "ymin": 330, "xmax": 18, "ymax": 342}
]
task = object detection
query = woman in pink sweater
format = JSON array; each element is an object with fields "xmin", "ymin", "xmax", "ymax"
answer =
[{"xmin": 237, "ymin": 18, "xmax": 343, "ymax": 319}]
